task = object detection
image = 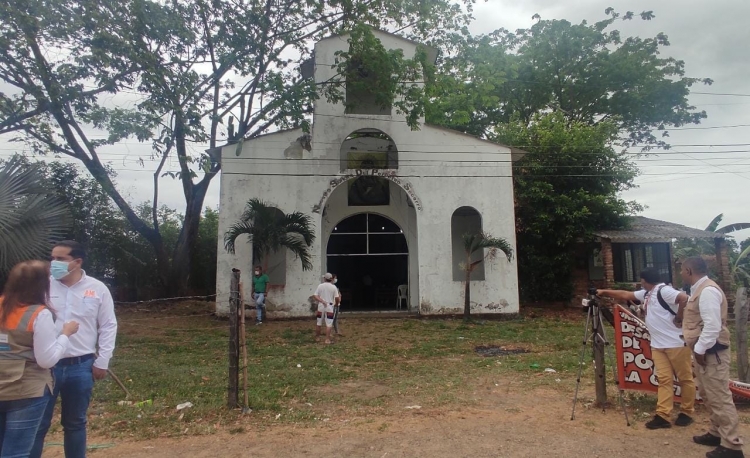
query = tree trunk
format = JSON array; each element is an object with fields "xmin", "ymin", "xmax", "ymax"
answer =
[
  {"xmin": 464, "ymin": 262, "xmax": 471, "ymax": 320},
  {"xmin": 168, "ymin": 180, "xmax": 211, "ymax": 296}
]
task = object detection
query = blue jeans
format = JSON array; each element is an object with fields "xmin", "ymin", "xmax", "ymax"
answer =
[
  {"xmin": 0, "ymin": 392, "xmax": 49, "ymax": 458},
  {"xmin": 254, "ymin": 293, "xmax": 265, "ymax": 322},
  {"xmin": 30, "ymin": 358, "xmax": 94, "ymax": 458}
]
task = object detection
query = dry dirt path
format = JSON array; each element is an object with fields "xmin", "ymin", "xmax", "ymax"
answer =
[{"xmin": 41, "ymin": 386, "xmax": 750, "ymax": 457}]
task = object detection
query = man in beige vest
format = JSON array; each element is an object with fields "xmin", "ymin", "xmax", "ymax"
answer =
[{"xmin": 680, "ymin": 257, "xmax": 743, "ymax": 458}]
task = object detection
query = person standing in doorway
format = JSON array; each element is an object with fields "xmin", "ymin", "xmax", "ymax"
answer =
[
  {"xmin": 313, "ymin": 273, "xmax": 339, "ymax": 344},
  {"xmin": 252, "ymin": 266, "xmax": 270, "ymax": 325},
  {"xmin": 331, "ymin": 274, "xmax": 343, "ymax": 337},
  {"xmin": 680, "ymin": 257, "xmax": 744, "ymax": 458},
  {"xmin": 0, "ymin": 260, "xmax": 79, "ymax": 457},
  {"xmin": 31, "ymin": 241, "xmax": 118, "ymax": 458},
  {"xmin": 597, "ymin": 267, "xmax": 695, "ymax": 429}
]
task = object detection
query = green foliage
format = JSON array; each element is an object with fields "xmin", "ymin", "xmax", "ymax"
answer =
[
  {"xmin": 0, "ymin": 157, "xmax": 71, "ymax": 278},
  {"xmin": 496, "ymin": 113, "xmax": 640, "ymax": 301},
  {"xmin": 427, "ymin": 9, "xmax": 711, "ymax": 148},
  {"xmin": 674, "ymin": 214, "xmax": 750, "ymax": 289},
  {"xmin": 0, "ymin": 156, "xmax": 218, "ymax": 298},
  {"xmin": 224, "ymin": 198, "xmax": 315, "ymax": 271}
]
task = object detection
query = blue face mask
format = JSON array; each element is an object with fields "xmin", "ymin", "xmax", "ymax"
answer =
[{"xmin": 50, "ymin": 260, "xmax": 71, "ymax": 280}]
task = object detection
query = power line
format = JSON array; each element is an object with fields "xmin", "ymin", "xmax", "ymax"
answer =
[{"xmin": 691, "ymin": 92, "xmax": 750, "ymax": 97}]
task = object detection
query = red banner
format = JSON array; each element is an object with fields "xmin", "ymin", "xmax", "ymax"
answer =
[{"xmin": 612, "ymin": 304, "xmax": 691, "ymax": 401}]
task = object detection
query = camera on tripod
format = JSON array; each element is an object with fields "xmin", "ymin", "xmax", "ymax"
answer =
[{"xmin": 581, "ymin": 287, "xmax": 599, "ymax": 312}]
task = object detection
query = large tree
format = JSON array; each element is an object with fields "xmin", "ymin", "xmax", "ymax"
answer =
[
  {"xmin": 425, "ymin": 10, "xmax": 709, "ymax": 301},
  {"xmin": 427, "ymin": 9, "xmax": 712, "ymax": 148},
  {"xmin": 0, "ymin": 0, "xmax": 474, "ymax": 295}
]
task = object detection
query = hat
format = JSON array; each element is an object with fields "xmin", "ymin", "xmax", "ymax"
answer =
[{"xmin": 323, "ymin": 272, "xmax": 333, "ymax": 280}]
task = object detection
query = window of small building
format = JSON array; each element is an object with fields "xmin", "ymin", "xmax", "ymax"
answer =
[{"xmin": 612, "ymin": 243, "xmax": 671, "ymax": 284}]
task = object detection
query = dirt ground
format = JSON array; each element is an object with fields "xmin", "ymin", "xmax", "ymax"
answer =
[{"xmin": 41, "ymin": 380, "xmax": 750, "ymax": 457}]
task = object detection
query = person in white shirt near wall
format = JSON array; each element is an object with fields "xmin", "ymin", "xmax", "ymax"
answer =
[
  {"xmin": 680, "ymin": 257, "xmax": 744, "ymax": 458},
  {"xmin": 597, "ymin": 267, "xmax": 695, "ymax": 430},
  {"xmin": 30, "ymin": 241, "xmax": 118, "ymax": 458}
]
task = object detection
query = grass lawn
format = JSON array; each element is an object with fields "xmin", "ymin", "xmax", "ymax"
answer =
[{"xmin": 78, "ymin": 301, "xmax": 747, "ymax": 440}]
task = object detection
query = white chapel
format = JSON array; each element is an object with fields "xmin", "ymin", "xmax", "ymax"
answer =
[{"xmin": 215, "ymin": 29, "xmax": 522, "ymax": 317}]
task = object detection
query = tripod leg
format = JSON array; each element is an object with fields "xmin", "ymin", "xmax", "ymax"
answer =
[
  {"xmin": 599, "ymin": 313, "xmax": 631, "ymax": 426},
  {"xmin": 571, "ymin": 306, "xmax": 593, "ymax": 420}
]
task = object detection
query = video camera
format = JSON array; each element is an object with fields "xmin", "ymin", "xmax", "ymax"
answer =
[{"xmin": 581, "ymin": 287, "xmax": 599, "ymax": 312}]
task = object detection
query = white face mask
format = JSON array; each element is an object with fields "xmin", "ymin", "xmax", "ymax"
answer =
[
  {"xmin": 333, "ymin": 279, "xmax": 338, "ymax": 284},
  {"xmin": 254, "ymin": 271, "xmax": 260, "ymax": 276}
]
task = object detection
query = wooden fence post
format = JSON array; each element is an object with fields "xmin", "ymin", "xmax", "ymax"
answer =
[
  {"xmin": 736, "ymin": 287, "xmax": 749, "ymax": 383},
  {"xmin": 239, "ymin": 282, "xmax": 250, "ymax": 413},
  {"xmin": 228, "ymin": 269, "xmax": 241, "ymax": 408}
]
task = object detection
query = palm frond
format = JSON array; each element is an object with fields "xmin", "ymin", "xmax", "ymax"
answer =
[
  {"xmin": 462, "ymin": 233, "xmax": 514, "ymax": 262},
  {"xmin": 0, "ymin": 157, "xmax": 71, "ymax": 272},
  {"xmin": 716, "ymin": 223, "xmax": 750, "ymax": 234},
  {"xmin": 478, "ymin": 234, "xmax": 514, "ymax": 262},
  {"xmin": 280, "ymin": 234, "xmax": 313, "ymax": 270},
  {"xmin": 223, "ymin": 221, "xmax": 255, "ymax": 254},
  {"xmin": 705, "ymin": 214, "xmax": 724, "ymax": 232},
  {"xmin": 281, "ymin": 212, "xmax": 315, "ymax": 245},
  {"xmin": 224, "ymin": 198, "xmax": 315, "ymax": 272}
]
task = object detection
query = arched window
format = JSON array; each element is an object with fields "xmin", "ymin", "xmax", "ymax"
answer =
[
  {"xmin": 451, "ymin": 207, "xmax": 485, "ymax": 281},
  {"xmin": 253, "ymin": 207, "xmax": 287, "ymax": 285},
  {"xmin": 340, "ymin": 129, "xmax": 398, "ymax": 171}
]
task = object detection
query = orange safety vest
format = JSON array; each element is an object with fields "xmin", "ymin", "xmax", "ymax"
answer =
[{"xmin": 0, "ymin": 300, "xmax": 53, "ymax": 400}]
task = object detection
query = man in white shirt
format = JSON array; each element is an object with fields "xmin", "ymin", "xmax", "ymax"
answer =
[
  {"xmin": 680, "ymin": 257, "xmax": 743, "ymax": 458},
  {"xmin": 597, "ymin": 267, "xmax": 695, "ymax": 429},
  {"xmin": 30, "ymin": 241, "xmax": 118, "ymax": 458},
  {"xmin": 313, "ymin": 273, "xmax": 339, "ymax": 344}
]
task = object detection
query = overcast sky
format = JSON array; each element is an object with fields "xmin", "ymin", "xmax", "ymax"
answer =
[{"xmin": 2, "ymin": 0, "xmax": 748, "ymax": 243}]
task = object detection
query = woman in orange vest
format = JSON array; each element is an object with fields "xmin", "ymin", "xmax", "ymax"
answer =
[{"xmin": 0, "ymin": 260, "xmax": 79, "ymax": 457}]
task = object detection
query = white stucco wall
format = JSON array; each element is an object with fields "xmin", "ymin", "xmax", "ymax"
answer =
[{"xmin": 215, "ymin": 30, "xmax": 519, "ymax": 316}]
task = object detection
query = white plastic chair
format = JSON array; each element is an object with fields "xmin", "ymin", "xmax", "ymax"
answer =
[{"xmin": 396, "ymin": 285, "xmax": 408, "ymax": 310}]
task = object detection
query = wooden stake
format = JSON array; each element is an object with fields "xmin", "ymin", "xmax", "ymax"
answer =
[
  {"xmin": 228, "ymin": 269, "xmax": 240, "ymax": 408},
  {"xmin": 736, "ymin": 287, "xmax": 749, "ymax": 382},
  {"xmin": 239, "ymin": 283, "xmax": 250, "ymax": 412},
  {"xmin": 107, "ymin": 369, "xmax": 131, "ymax": 399}
]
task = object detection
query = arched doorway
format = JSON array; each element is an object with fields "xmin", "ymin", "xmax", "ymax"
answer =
[{"xmin": 326, "ymin": 213, "xmax": 409, "ymax": 311}]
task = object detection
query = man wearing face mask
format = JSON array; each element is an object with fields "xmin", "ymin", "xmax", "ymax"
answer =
[
  {"xmin": 31, "ymin": 241, "xmax": 117, "ymax": 458},
  {"xmin": 252, "ymin": 266, "xmax": 270, "ymax": 325}
]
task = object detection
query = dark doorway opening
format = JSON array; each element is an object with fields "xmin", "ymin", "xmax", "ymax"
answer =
[{"xmin": 327, "ymin": 213, "xmax": 409, "ymax": 311}]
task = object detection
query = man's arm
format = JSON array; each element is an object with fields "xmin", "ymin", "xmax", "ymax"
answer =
[
  {"xmin": 94, "ymin": 288, "xmax": 118, "ymax": 379},
  {"xmin": 596, "ymin": 289, "xmax": 639, "ymax": 302},
  {"xmin": 673, "ymin": 291, "xmax": 689, "ymax": 325},
  {"xmin": 263, "ymin": 275, "xmax": 269, "ymax": 294},
  {"xmin": 693, "ymin": 287, "xmax": 723, "ymax": 356}
]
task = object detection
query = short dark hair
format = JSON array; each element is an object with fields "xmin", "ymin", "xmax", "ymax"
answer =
[
  {"xmin": 639, "ymin": 267, "xmax": 661, "ymax": 285},
  {"xmin": 54, "ymin": 240, "xmax": 86, "ymax": 260},
  {"xmin": 683, "ymin": 256, "xmax": 708, "ymax": 275}
]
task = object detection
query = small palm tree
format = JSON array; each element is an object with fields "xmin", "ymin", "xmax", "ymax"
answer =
[
  {"xmin": 224, "ymin": 198, "xmax": 315, "ymax": 272},
  {"xmin": 0, "ymin": 157, "xmax": 71, "ymax": 274},
  {"xmin": 462, "ymin": 232, "xmax": 513, "ymax": 320}
]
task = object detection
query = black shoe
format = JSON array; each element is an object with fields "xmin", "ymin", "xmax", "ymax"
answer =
[
  {"xmin": 675, "ymin": 413, "xmax": 694, "ymax": 427},
  {"xmin": 706, "ymin": 445, "xmax": 745, "ymax": 458},
  {"xmin": 694, "ymin": 433, "xmax": 722, "ymax": 447},
  {"xmin": 645, "ymin": 415, "xmax": 672, "ymax": 429}
]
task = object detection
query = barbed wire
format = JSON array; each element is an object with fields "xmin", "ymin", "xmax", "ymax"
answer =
[{"xmin": 114, "ymin": 294, "xmax": 217, "ymax": 305}]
